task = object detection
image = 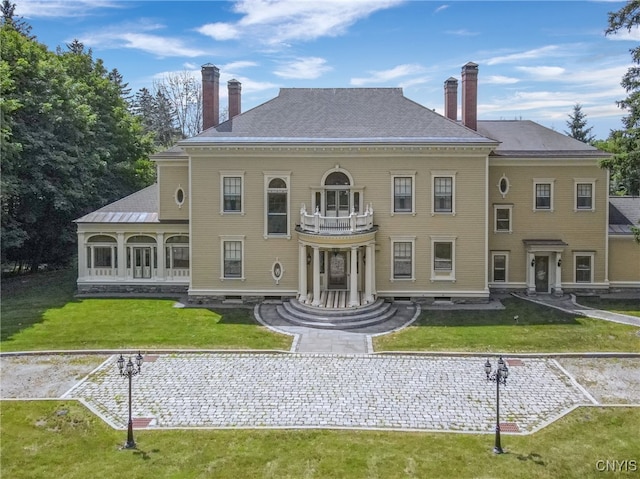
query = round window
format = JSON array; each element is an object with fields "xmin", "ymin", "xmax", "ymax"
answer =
[
  {"xmin": 175, "ymin": 187, "xmax": 185, "ymax": 205},
  {"xmin": 498, "ymin": 175, "xmax": 509, "ymax": 197}
]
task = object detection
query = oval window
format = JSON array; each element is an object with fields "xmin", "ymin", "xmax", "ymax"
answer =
[
  {"xmin": 175, "ymin": 187, "xmax": 185, "ymax": 206},
  {"xmin": 273, "ymin": 262, "xmax": 282, "ymax": 279},
  {"xmin": 498, "ymin": 175, "xmax": 509, "ymax": 197}
]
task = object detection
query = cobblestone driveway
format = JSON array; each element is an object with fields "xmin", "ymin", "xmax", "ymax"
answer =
[{"xmin": 64, "ymin": 353, "xmax": 590, "ymax": 434}]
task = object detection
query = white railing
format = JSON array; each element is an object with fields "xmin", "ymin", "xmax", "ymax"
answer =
[
  {"xmin": 88, "ymin": 267, "xmax": 116, "ymax": 277},
  {"xmin": 167, "ymin": 268, "xmax": 190, "ymax": 279},
  {"xmin": 299, "ymin": 204, "xmax": 374, "ymax": 234}
]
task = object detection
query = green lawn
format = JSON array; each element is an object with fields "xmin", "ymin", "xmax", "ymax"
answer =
[
  {"xmin": 375, "ymin": 297, "xmax": 640, "ymax": 353},
  {"xmin": 576, "ymin": 297, "xmax": 640, "ymax": 319},
  {"xmin": 1, "ymin": 401, "xmax": 638, "ymax": 479},
  {"xmin": 1, "ymin": 268, "xmax": 291, "ymax": 352}
]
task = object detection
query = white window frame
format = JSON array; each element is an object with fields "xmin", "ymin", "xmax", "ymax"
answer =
[
  {"xmin": 390, "ymin": 236, "xmax": 416, "ymax": 282},
  {"xmin": 494, "ymin": 205, "xmax": 513, "ymax": 233},
  {"xmin": 86, "ymin": 235, "xmax": 118, "ymax": 270},
  {"xmin": 431, "ymin": 171, "xmax": 456, "ymax": 215},
  {"xmin": 220, "ymin": 235, "xmax": 245, "ymax": 281},
  {"xmin": 390, "ymin": 171, "xmax": 416, "ymax": 215},
  {"xmin": 574, "ymin": 252, "xmax": 594, "ymax": 283},
  {"xmin": 220, "ymin": 171, "xmax": 245, "ymax": 215},
  {"xmin": 491, "ymin": 251, "xmax": 509, "ymax": 283},
  {"xmin": 264, "ymin": 172, "xmax": 291, "ymax": 238},
  {"xmin": 574, "ymin": 178, "xmax": 596, "ymax": 212},
  {"xmin": 533, "ymin": 178, "xmax": 555, "ymax": 212},
  {"xmin": 430, "ymin": 235, "xmax": 457, "ymax": 281}
]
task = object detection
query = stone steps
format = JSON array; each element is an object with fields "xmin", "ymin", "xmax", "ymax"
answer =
[{"xmin": 276, "ymin": 298, "xmax": 398, "ymax": 330}]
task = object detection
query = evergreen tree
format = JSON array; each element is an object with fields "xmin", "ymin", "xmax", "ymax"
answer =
[
  {"xmin": 603, "ymin": 1, "xmax": 640, "ymax": 195},
  {"xmin": 565, "ymin": 103, "xmax": 595, "ymax": 144}
]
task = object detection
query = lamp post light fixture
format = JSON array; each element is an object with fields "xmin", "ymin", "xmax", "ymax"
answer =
[
  {"xmin": 117, "ymin": 352, "xmax": 143, "ymax": 449},
  {"xmin": 484, "ymin": 356, "xmax": 509, "ymax": 454}
]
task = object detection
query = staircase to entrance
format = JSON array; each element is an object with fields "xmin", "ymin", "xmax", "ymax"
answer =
[{"xmin": 276, "ymin": 297, "xmax": 397, "ymax": 330}]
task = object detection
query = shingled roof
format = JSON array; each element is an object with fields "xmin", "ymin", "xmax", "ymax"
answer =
[
  {"xmin": 609, "ymin": 196, "xmax": 640, "ymax": 235},
  {"xmin": 182, "ymin": 88, "xmax": 496, "ymax": 144}
]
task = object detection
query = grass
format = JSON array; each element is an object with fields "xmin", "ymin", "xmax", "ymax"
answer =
[
  {"xmin": 576, "ymin": 297, "xmax": 640, "ymax": 319},
  {"xmin": 1, "ymin": 268, "xmax": 291, "ymax": 352},
  {"xmin": 1, "ymin": 400, "xmax": 638, "ymax": 479},
  {"xmin": 374, "ymin": 297, "xmax": 640, "ymax": 353}
]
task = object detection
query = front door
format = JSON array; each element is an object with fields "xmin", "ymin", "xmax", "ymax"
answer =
[
  {"xmin": 327, "ymin": 251, "xmax": 348, "ymax": 290},
  {"xmin": 535, "ymin": 256, "xmax": 549, "ymax": 293},
  {"xmin": 133, "ymin": 247, "xmax": 152, "ymax": 279}
]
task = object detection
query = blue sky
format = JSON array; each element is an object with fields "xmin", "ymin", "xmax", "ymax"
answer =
[{"xmin": 15, "ymin": 0, "xmax": 639, "ymax": 139}]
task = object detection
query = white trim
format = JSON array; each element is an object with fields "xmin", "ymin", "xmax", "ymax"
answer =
[
  {"xmin": 263, "ymin": 172, "xmax": 291, "ymax": 239},
  {"xmin": 220, "ymin": 235, "xmax": 245, "ymax": 281},
  {"xmin": 390, "ymin": 236, "xmax": 416, "ymax": 282},
  {"xmin": 493, "ymin": 205, "xmax": 513, "ymax": 233},
  {"xmin": 430, "ymin": 235, "xmax": 457, "ymax": 282},
  {"xmin": 390, "ymin": 170, "xmax": 416, "ymax": 216},
  {"xmin": 220, "ymin": 171, "xmax": 245, "ymax": 215},
  {"xmin": 431, "ymin": 170, "xmax": 457, "ymax": 216},
  {"xmin": 573, "ymin": 252, "xmax": 595, "ymax": 284},
  {"xmin": 533, "ymin": 178, "xmax": 555, "ymax": 212},
  {"xmin": 491, "ymin": 251, "xmax": 509, "ymax": 283},
  {"xmin": 497, "ymin": 174, "xmax": 510, "ymax": 198},
  {"xmin": 174, "ymin": 184, "xmax": 185, "ymax": 208},
  {"xmin": 573, "ymin": 178, "xmax": 596, "ymax": 212},
  {"xmin": 376, "ymin": 290, "xmax": 489, "ymax": 298}
]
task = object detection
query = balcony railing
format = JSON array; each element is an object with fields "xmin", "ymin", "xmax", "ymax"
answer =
[{"xmin": 299, "ymin": 204, "xmax": 374, "ymax": 235}]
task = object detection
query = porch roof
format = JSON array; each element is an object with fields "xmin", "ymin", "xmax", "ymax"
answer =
[
  {"xmin": 609, "ymin": 196, "xmax": 640, "ymax": 235},
  {"xmin": 75, "ymin": 184, "xmax": 158, "ymax": 223}
]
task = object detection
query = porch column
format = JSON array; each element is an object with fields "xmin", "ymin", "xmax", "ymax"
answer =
[
  {"xmin": 117, "ymin": 232, "xmax": 126, "ymax": 280},
  {"xmin": 349, "ymin": 246, "xmax": 359, "ymax": 307},
  {"xmin": 527, "ymin": 253, "xmax": 536, "ymax": 295},
  {"xmin": 554, "ymin": 253, "xmax": 563, "ymax": 296},
  {"xmin": 156, "ymin": 233, "xmax": 165, "ymax": 280},
  {"xmin": 365, "ymin": 243, "xmax": 374, "ymax": 303},
  {"xmin": 77, "ymin": 232, "xmax": 87, "ymax": 280},
  {"xmin": 311, "ymin": 246, "xmax": 321, "ymax": 306},
  {"xmin": 299, "ymin": 243, "xmax": 308, "ymax": 302}
]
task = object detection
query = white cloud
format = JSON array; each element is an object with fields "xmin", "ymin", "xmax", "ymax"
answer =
[
  {"xmin": 351, "ymin": 63, "xmax": 425, "ymax": 86},
  {"xmin": 485, "ymin": 45, "xmax": 562, "ymax": 65},
  {"xmin": 196, "ymin": 0, "xmax": 404, "ymax": 46},
  {"xmin": 16, "ymin": 0, "xmax": 122, "ymax": 18},
  {"xmin": 516, "ymin": 66, "xmax": 566, "ymax": 79},
  {"xmin": 223, "ymin": 61, "xmax": 259, "ymax": 71},
  {"xmin": 434, "ymin": 4, "xmax": 449, "ymax": 14},
  {"xmin": 445, "ymin": 29, "xmax": 479, "ymax": 36},
  {"xmin": 484, "ymin": 75, "xmax": 520, "ymax": 85},
  {"xmin": 274, "ymin": 57, "xmax": 332, "ymax": 80},
  {"xmin": 606, "ymin": 25, "xmax": 640, "ymax": 41}
]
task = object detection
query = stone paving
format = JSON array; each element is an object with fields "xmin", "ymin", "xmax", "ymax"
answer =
[{"xmin": 64, "ymin": 353, "xmax": 590, "ymax": 434}]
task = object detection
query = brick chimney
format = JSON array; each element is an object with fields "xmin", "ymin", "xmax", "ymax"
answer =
[
  {"xmin": 228, "ymin": 79, "xmax": 241, "ymax": 120},
  {"xmin": 201, "ymin": 63, "xmax": 219, "ymax": 130},
  {"xmin": 461, "ymin": 62, "xmax": 478, "ymax": 130},
  {"xmin": 444, "ymin": 77, "xmax": 458, "ymax": 121}
]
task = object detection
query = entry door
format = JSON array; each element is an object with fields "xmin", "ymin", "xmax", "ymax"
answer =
[
  {"xmin": 327, "ymin": 251, "xmax": 348, "ymax": 290},
  {"xmin": 535, "ymin": 256, "xmax": 549, "ymax": 293},
  {"xmin": 133, "ymin": 247, "xmax": 152, "ymax": 278},
  {"xmin": 325, "ymin": 190, "xmax": 350, "ymax": 217}
]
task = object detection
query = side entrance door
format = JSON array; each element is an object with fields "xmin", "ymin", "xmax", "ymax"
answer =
[
  {"xmin": 133, "ymin": 247, "xmax": 152, "ymax": 279},
  {"xmin": 535, "ymin": 255, "xmax": 549, "ymax": 293}
]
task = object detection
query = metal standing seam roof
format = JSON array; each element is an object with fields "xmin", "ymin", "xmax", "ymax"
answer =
[
  {"xmin": 74, "ymin": 184, "xmax": 159, "ymax": 224},
  {"xmin": 608, "ymin": 196, "xmax": 640, "ymax": 235}
]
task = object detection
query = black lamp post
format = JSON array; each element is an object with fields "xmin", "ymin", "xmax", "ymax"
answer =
[
  {"xmin": 117, "ymin": 352, "xmax": 143, "ymax": 449},
  {"xmin": 484, "ymin": 356, "xmax": 509, "ymax": 454}
]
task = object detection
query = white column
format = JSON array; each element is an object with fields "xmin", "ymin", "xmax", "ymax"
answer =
[
  {"xmin": 299, "ymin": 243, "xmax": 308, "ymax": 302},
  {"xmin": 554, "ymin": 253, "xmax": 563, "ymax": 296},
  {"xmin": 117, "ymin": 232, "xmax": 126, "ymax": 279},
  {"xmin": 156, "ymin": 233, "xmax": 165, "ymax": 280},
  {"xmin": 365, "ymin": 243, "xmax": 373, "ymax": 303},
  {"xmin": 371, "ymin": 244, "xmax": 376, "ymax": 296},
  {"xmin": 312, "ymin": 246, "xmax": 321, "ymax": 306},
  {"xmin": 77, "ymin": 232, "xmax": 86, "ymax": 280},
  {"xmin": 527, "ymin": 253, "xmax": 536, "ymax": 295},
  {"xmin": 349, "ymin": 246, "xmax": 359, "ymax": 307}
]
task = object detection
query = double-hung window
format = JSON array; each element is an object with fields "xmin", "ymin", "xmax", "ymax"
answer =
[
  {"xmin": 390, "ymin": 171, "xmax": 416, "ymax": 215},
  {"xmin": 533, "ymin": 179, "xmax": 554, "ymax": 211},
  {"xmin": 575, "ymin": 254, "xmax": 593, "ymax": 283},
  {"xmin": 432, "ymin": 171, "xmax": 456, "ymax": 214},
  {"xmin": 492, "ymin": 253, "xmax": 508, "ymax": 282},
  {"xmin": 221, "ymin": 236, "xmax": 245, "ymax": 280},
  {"xmin": 494, "ymin": 205, "xmax": 512, "ymax": 233},
  {"xmin": 574, "ymin": 179, "xmax": 596, "ymax": 211},
  {"xmin": 390, "ymin": 236, "xmax": 415, "ymax": 281},
  {"xmin": 220, "ymin": 171, "xmax": 245, "ymax": 214},
  {"xmin": 431, "ymin": 236, "xmax": 456, "ymax": 281}
]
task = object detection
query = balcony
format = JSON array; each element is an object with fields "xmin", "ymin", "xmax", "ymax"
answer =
[{"xmin": 298, "ymin": 204, "xmax": 375, "ymax": 235}]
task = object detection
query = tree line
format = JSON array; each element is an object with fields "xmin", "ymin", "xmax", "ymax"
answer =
[{"xmin": 2, "ymin": 1, "xmax": 639, "ymax": 273}]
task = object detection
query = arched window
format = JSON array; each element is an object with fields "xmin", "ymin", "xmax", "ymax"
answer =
[
  {"xmin": 324, "ymin": 171, "xmax": 350, "ymax": 186},
  {"xmin": 267, "ymin": 177, "xmax": 288, "ymax": 235},
  {"xmin": 86, "ymin": 235, "xmax": 117, "ymax": 269}
]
